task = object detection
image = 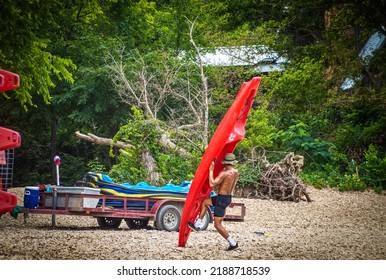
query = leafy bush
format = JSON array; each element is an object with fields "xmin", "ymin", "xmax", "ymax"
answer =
[
  {"xmin": 87, "ymin": 158, "xmax": 107, "ymax": 174},
  {"xmin": 301, "ymin": 144, "xmax": 386, "ymax": 192},
  {"xmin": 301, "ymin": 164, "xmax": 341, "ymax": 189},
  {"xmin": 338, "ymin": 173, "xmax": 367, "ymax": 192},
  {"xmin": 360, "ymin": 145, "xmax": 386, "ymax": 189},
  {"xmin": 157, "ymin": 153, "xmax": 197, "ymax": 184},
  {"xmin": 108, "ymin": 150, "xmax": 147, "ymax": 184},
  {"xmin": 272, "ymin": 121, "xmax": 332, "ymax": 168},
  {"xmin": 239, "ymin": 105, "xmax": 277, "ymax": 151},
  {"xmin": 237, "ymin": 162, "xmax": 262, "ymax": 189}
]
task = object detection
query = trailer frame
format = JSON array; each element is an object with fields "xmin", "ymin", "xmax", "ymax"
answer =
[{"xmin": 22, "ymin": 190, "xmax": 246, "ymax": 231}]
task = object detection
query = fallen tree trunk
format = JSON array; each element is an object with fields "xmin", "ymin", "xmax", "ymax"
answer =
[
  {"xmin": 75, "ymin": 130, "xmax": 191, "ymax": 159},
  {"xmin": 75, "ymin": 131, "xmax": 133, "ymax": 149}
]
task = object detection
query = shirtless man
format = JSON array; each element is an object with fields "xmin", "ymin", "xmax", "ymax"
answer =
[{"xmin": 188, "ymin": 153, "xmax": 239, "ymax": 251}]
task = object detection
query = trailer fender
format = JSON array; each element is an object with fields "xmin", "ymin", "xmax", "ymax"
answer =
[{"xmin": 149, "ymin": 199, "xmax": 169, "ymax": 216}]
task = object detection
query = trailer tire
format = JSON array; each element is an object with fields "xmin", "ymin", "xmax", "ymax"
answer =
[
  {"xmin": 125, "ymin": 218, "xmax": 149, "ymax": 229},
  {"xmin": 97, "ymin": 217, "xmax": 122, "ymax": 229},
  {"xmin": 156, "ymin": 204, "xmax": 181, "ymax": 232}
]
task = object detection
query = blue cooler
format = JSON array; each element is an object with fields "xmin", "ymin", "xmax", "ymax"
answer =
[{"xmin": 24, "ymin": 186, "xmax": 40, "ymax": 209}]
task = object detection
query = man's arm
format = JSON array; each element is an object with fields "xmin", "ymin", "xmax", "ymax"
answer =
[{"xmin": 209, "ymin": 161, "xmax": 224, "ymax": 187}]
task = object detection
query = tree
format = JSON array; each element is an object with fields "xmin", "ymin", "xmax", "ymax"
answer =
[
  {"xmin": 0, "ymin": 0, "xmax": 89, "ymax": 107},
  {"xmin": 100, "ymin": 47, "xmax": 207, "ymax": 183}
]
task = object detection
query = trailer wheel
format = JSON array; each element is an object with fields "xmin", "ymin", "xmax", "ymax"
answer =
[
  {"xmin": 96, "ymin": 217, "xmax": 122, "ymax": 229},
  {"xmin": 125, "ymin": 218, "xmax": 149, "ymax": 230},
  {"xmin": 156, "ymin": 204, "xmax": 181, "ymax": 231}
]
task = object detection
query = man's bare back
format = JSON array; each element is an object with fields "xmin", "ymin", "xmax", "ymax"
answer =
[
  {"xmin": 216, "ymin": 167, "xmax": 239, "ymax": 195},
  {"xmin": 209, "ymin": 162, "xmax": 239, "ymax": 195}
]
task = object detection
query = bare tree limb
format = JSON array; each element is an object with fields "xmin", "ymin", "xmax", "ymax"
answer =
[{"xmin": 186, "ymin": 16, "xmax": 210, "ymax": 146}]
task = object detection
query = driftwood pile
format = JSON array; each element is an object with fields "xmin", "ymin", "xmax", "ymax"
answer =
[{"xmin": 252, "ymin": 152, "xmax": 311, "ymax": 202}]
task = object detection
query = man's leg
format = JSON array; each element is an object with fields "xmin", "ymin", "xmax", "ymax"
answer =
[
  {"xmin": 199, "ymin": 197, "xmax": 212, "ymax": 219},
  {"xmin": 213, "ymin": 216, "xmax": 238, "ymax": 251},
  {"xmin": 189, "ymin": 197, "xmax": 213, "ymax": 230},
  {"xmin": 213, "ymin": 216, "xmax": 229, "ymax": 239}
]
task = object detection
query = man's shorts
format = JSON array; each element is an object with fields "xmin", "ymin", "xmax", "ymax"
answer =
[{"xmin": 211, "ymin": 194, "xmax": 232, "ymax": 217}]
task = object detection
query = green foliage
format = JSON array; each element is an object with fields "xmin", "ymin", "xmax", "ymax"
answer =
[
  {"xmin": 334, "ymin": 109, "xmax": 386, "ymax": 161},
  {"xmin": 360, "ymin": 145, "xmax": 386, "ymax": 189},
  {"xmin": 157, "ymin": 153, "xmax": 196, "ymax": 183},
  {"xmin": 108, "ymin": 150, "xmax": 147, "ymax": 184},
  {"xmin": 0, "ymin": 0, "xmax": 83, "ymax": 107},
  {"xmin": 108, "ymin": 107, "xmax": 153, "ymax": 184},
  {"xmin": 239, "ymin": 105, "xmax": 277, "ymax": 151},
  {"xmin": 301, "ymin": 164, "xmax": 341, "ymax": 189},
  {"xmin": 272, "ymin": 121, "xmax": 331, "ymax": 167},
  {"xmin": 302, "ymin": 144, "xmax": 386, "ymax": 192},
  {"xmin": 237, "ymin": 162, "xmax": 262, "ymax": 189},
  {"xmin": 106, "ymin": 0, "xmax": 177, "ymax": 50},
  {"xmin": 264, "ymin": 57, "xmax": 327, "ymax": 117},
  {"xmin": 4, "ymin": 37, "xmax": 76, "ymax": 109},
  {"xmin": 112, "ymin": 107, "xmax": 162, "ymax": 155},
  {"xmin": 87, "ymin": 158, "xmax": 107, "ymax": 174},
  {"xmin": 57, "ymin": 152, "xmax": 88, "ymax": 186},
  {"xmin": 338, "ymin": 174, "xmax": 367, "ymax": 192}
]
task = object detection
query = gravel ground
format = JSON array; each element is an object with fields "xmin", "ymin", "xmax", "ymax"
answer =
[{"xmin": 0, "ymin": 186, "xmax": 385, "ymax": 260}]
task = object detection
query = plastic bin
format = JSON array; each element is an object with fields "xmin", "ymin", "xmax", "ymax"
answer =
[{"xmin": 44, "ymin": 186, "xmax": 100, "ymax": 210}]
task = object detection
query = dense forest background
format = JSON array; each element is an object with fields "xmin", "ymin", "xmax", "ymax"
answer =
[{"xmin": 1, "ymin": 0, "xmax": 385, "ymax": 193}]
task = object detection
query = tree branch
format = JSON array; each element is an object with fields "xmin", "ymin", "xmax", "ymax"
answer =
[{"xmin": 75, "ymin": 131, "xmax": 133, "ymax": 149}]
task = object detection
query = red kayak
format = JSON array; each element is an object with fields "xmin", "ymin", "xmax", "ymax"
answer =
[
  {"xmin": 0, "ymin": 191, "xmax": 17, "ymax": 215},
  {"xmin": 178, "ymin": 77, "xmax": 261, "ymax": 247},
  {"xmin": 0, "ymin": 69, "xmax": 21, "ymax": 215},
  {"xmin": 0, "ymin": 69, "xmax": 20, "ymax": 92}
]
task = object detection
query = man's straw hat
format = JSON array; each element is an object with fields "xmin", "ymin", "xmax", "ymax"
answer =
[{"xmin": 221, "ymin": 153, "xmax": 238, "ymax": 165}]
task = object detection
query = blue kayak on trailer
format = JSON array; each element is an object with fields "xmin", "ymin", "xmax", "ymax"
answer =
[{"xmin": 75, "ymin": 172, "xmax": 212, "ymax": 210}]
